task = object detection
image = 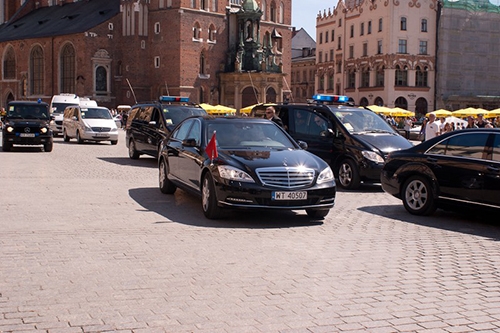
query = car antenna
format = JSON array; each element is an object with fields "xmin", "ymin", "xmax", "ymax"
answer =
[{"xmin": 126, "ymin": 78, "xmax": 138, "ymax": 104}]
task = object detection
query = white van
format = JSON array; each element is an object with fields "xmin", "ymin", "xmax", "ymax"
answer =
[
  {"xmin": 49, "ymin": 94, "xmax": 80, "ymax": 136},
  {"xmin": 62, "ymin": 105, "xmax": 118, "ymax": 145}
]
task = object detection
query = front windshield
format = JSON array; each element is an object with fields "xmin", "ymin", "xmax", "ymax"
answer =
[
  {"xmin": 163, "ymin": 106, "xmax": 207, "ymax": 126},
  {"xmin": 331, "ymin": 108, "xmax": 396, "ymax": 133},
  {"xmin": 81, "ymin": 108, "xmax": 112, "ymax": 119},
  {"xmin": 52, "ymin": 102, "xmax": 78, "ymax": 114},
  {"xmin": 7, "ymin": 104, "xmax": 50, "ymax": 120},
  {"xmin": 207, "ymin": 122, "xmax": 295, "ymax": 149}
]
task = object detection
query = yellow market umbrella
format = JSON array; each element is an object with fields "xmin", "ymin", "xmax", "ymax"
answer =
[
  {"xmin": 214, "ymin": 105, "xmax": 236, "ymax": 115},
  {"xmin": 240, "ymin": 104, "xmax": 260, "ymax": 114},
  {"xmin": 484, "ymin": 108, "xmax": 500, "ymax": 118},
  {"xmin": 452, "ymin": 107, "xmax": 488, "ymax": 118},
  {"xmin": 426, "ymin": 109, "xmax": 452, "ymax": 117},
  {"xmin": 391, "ymin": 107, "xmax": 415, "ymax": 117},
  {"xmin": 199, "ymin": 103, "xmax": 217, "ymax": 113},
  {"xmin": 366, "ymin": 105, "xmax": 393, "ymax": 115}
]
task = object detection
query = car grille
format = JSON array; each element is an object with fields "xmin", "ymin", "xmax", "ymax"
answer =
[
  {"xmin": 256, "ymin": 167, "xmax": 315, "ymax": 189},
  {"xmin": 91, "ymin": 127, "xmax": 111, "ymax": 132},
  {"xmin": 55, "ymin": 120, "xmax": 63, "ymax": 125},
  {"xmin": 13, "ymin": 125, "xmax": 41, "ymax": 134}
]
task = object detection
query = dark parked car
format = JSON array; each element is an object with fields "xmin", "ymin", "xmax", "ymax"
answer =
[
  {"xmin": 125, "ymin": 96, "xmax": 207, "ymax": 159},
  {"xmin": 381, "ymin": 128, "xmax": 500, "ymax": 215},
  {"xmin": 2, "ymin": 100, "xmax": 53, "ymax": 152},
  {"xmin": 264, "ymin": 94, "xmax": 413, "ymax": 189},
  {"xmin": 158, "ymin": 116, "xmax": 336, "ymax": 219}
]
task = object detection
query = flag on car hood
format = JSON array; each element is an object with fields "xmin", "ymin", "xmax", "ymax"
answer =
[{"xmin": 206, "ymin": 131, "xmax": 218, "ymax": 160}]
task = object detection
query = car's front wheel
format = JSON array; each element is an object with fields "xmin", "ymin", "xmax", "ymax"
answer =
[
  {"xmin": 159, "ymin": 159, "xmax": 176, "ymax": 194},
  {"xmin": 63, "ymin": 129, "xmax": 70, "ymax": 142},
  {"xmin": 306, "ymin": 208, "xmax": 330, "ymax": 219},
  {"xmin": 44, "ymin": 141, "xmax": 53, "ymax": 152},
  {"xmin": 201, "ymin": 172, "xmax": 224, "ymax": 219},
  {"xmin": 2, "ymin": 139, "xmax": 11, "ymax": 152},
  {"xmin": 402, "ymin": 175, "xmax": 437, "ymax": 215},
  {"xmin": 337, "ymin": 159, "xmax": 361, "ymax": 189},
  {"xmin": 76, "ymin": 130, "xmax": 84, "ymax": 144},
  {"xmin": 128, "ymin": 139, "xmax": 140, "ymax": 159},
  {"xmin": 110, "ymin": 140, "xmax": 118, "ymax": 145}
]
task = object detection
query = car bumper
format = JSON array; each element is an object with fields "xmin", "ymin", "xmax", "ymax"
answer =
[
  {"xmin": 214, "ymin": 180, "xmax": 336, "ymax": 210},
  {"xmin": 4, "ymin": 134, "xmax": 52, "ymax": 145},
  {"xmin": 380, "ymin": 170, "xmax": 401, "ymax": 198},
  {"xmin": 359, "ymin": 160, "xmax": 384, "ymax": 182},
  {"xmin": 81, "ymin": 131, "xmax": 119, "ymax": 141}
]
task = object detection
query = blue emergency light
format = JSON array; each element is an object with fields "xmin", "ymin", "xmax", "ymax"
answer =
[
  {"xmin": 159, "ymin": 96, "xmax": 189, "ymax": 103},
  {"xmin": 312, "ymin": 94, "xmax": 350, "ymax": 103}
]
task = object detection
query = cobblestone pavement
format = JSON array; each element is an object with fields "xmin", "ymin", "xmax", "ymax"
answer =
[{"xmin": 1, "ymin": 131, "xmax": 500, "ymax": 333}]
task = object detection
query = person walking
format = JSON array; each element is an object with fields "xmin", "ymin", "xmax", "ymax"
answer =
[
  {"xmin": 403, "ymin": 117, "xmax": 412, "ymax": 139},
  {"xmin": 425, "ymin": 113, "xmax": 440, "ymax": 141}
]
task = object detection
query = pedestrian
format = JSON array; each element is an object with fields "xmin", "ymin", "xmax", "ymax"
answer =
[
  {"xmin": 425, "ymin": 113, "xmax": 440, "ymax": 141},
  {"xmin": 466, "ymin": 116, "xmax": 477, "ymax": 129},
  {"xmin": 403, "ymin": 117, "xmax": 412, "ymax": 139},
  {"xmin": 264, "ymin": 106, "xmax": 283, "ymax": 127},
  {"xmin": 419, "ymin": 117, "xmax": 428, "ymax": 142},
  {"xmin": 476, "ymin": 114, "xmax": 490, "ymax": 128}
]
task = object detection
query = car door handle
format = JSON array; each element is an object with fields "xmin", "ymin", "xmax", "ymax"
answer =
[
  {"xmin": 487, "ymin": 166, "xmax": 500, "ymax": 173},
  {"xmin": 426, "ymin": 157, "xmax": 438, "ymax": 163}
]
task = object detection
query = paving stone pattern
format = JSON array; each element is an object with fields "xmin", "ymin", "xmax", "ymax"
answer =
[{"xmin": 1, "ymin": 131, "xmax": 500, "ymax": 333}]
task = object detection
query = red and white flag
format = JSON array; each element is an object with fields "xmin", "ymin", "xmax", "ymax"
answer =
[{"xmin": 206, "ymin": 131, "xmax": 218, "ymax": 161}]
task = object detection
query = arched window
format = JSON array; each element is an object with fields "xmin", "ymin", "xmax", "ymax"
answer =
[
  {"xmin": 200, "ymin": 52, "xmax": 206, "ymax": 75},
  {"xmin": 359, "ymin": 97, "xmax": 369, "ymax": 107},
  {"xmin": 415, "ymin": 97, "xmax": 428, "ymax": 118},
  {"xmin": 319, "ymin": 75, "xmax": 325, "ymax": 91},
  {"xmin": 400, "ymin": 17, "xmax": 407, "ymax": 31},
  {"xmin": 266, "ymin": 87, "xmax": 277, "ymax": 103},
  {"xmin": 3, "ymin": 46, "xmax": 16, "ymax": 80},
  {"xmin": 60, "ymin": 43, "xmax": 76, "ymax": 93},
  {"xmin": 242, "ymin": 86, "xmax": 258, "ymax": 107},
  {"xmin": 261, "ymin": 0, "xmax": 266, "ymax": 20},
  {"xmin": 193, "ymin": 22, "xmax": 201, "ymax": 40},
  {"xmin": 208, "ymin": 24, "xmax": 216, "ymax": 42},
  {"xmin": 270, "ymin": 1, "xmax": 276, "ymax": 22},
  {"xmin": 421, "ymin": 19, "xmax": 427, "ymax": 32},
  {"xmin": 374, "ymin": 97, "xmax": 384, "ymax": 106},
  {"xmin": 361, "ymin": 67, "xmax": 370, "ymax": 88},
  {"xmin": 395, "ymin": 97, "xmax": 408, "ymax": 110},
  {"xmin": 347, "ymin": 69, "xmax": 356, "ymax": 89},
  {"xmin": 395, "ymin": 65, "xmax": 407, "ymax": 86},
  {"xmin": 415, "ymin": 65, "xmax": 428, "ymax": 87},
  {"xmin": 376, "ymin": 66, "xmax": 385, "ymax": 86},
  {"xmin": 328, "ymin": 73, "xmax": 334, "ymax": 90},
  {"xmin": 95, "ymin": 66, "xmax": 107, "ymax": 95},
  {"xmin": 30, "ymin": 45, "xmax": 44, "ymax": 95},
  {"xmin": 279, "ymin": 2, "xmax": 284, "ymax": 24}
]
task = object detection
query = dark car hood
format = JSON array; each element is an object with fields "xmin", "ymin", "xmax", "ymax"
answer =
[
  {"xmin": 6, "ymin": 119, "xmax": 49, "ymax": 127},
  {"xmin": 220, "ymin": 148, "xmax": 326, "ymax": 171},
  {"xmin": 353, "ymin": 132, "xmax": 413, "ymax": 154}
]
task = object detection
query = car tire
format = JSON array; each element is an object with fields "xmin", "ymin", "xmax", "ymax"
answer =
[
  {"xmin": 128, "ymin": 139, "xmax": 140, "ymax": 159},
  {"xmin": 110, "ymin": 140, "xmax": 118, "ymax": 145},
  {"xmin": 2, "ymin": 140, "xmax": 11, "ymax": 152},
  {"xmin": 76, "ymin": 130, "xmax": 83, "ymax": 144},
  {"xmin": 44, "ymin": 141, "xmax": 53, "ymax": 152},
  {"xmin": 63, "ymin": 129, "xmax": 70, "ymax": 142},
  {"xmin": 306, "ymin": 208, "xmax": 330, "ymax": 219},
  {"xmin": 201, "ymin": 172, "xmax": 224, "ymax": 219},
  {"xmin": 159, "ymin": 158, "xmax": 176, "ymax": 194},
  {"xmin": 337, "ymin": 159, "xmax": 361, "ymax": 190},
  {"xmin": 402, "ymin": 175, "xmax": 437, "ymax": 216}
]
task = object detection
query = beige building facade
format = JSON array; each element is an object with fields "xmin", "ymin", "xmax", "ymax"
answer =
[{"xmin": 315, "ymin": 0, "xmax": 438, "ymax": 117}]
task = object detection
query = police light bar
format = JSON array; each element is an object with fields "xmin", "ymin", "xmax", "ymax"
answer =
[
  {"xmin": 312, "ymin": 94, "xmax": 349, "ymax": 103},
  {"xmin": 159, "ymin": 96, "xmax": 189, "ymax": 103}
]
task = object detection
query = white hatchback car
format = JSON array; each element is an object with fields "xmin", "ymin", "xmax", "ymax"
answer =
[{"xmin": 62, "ymin": 106, "xmax": 118, "ymax": 144}]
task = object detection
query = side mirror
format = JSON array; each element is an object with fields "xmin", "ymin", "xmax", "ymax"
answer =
[
  {"xmin": 182, "ymin": 138, "xmax": 198, "ymax": 147},
  {"xmin": 297, "ymin": 140, "xmax": 308, "ymax": 150},
  {"xmin": 149, "ymin": 120, "xmax": 157, "ymax": 127}
]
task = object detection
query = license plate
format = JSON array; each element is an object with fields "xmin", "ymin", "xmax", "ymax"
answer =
[
  {"xmin": 272, "ymin": 191, "xmax": 307, "ymax": 201},
  {"xmin": 95, "ymin": 133, "xmax": 109, "ymax": 137},
  {"xmin": 20, "ymin": 133, "xmax": 35, "ymax": 137}
]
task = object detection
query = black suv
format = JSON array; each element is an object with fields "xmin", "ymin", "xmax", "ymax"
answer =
[
  {"xmin": 265, "ymin": 95, "xmax": 413, "ymax": 189},
  {"xmin": 125, "ymin": 96, "xmax": 207, "ymax": 159},
  {"xmin": 2, "ymin": 101, "xmax": 53, "ymax": 152}
]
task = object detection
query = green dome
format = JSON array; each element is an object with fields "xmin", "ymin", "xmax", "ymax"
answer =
[{"xmin": 242, "ymin": 0, "xmax": 259, "ymax": 11}]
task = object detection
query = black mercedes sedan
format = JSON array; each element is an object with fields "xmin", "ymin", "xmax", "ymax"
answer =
[
  {"xmin": 158, "ymin": 116, "xmax": 336, "ymax": 219},
  {"xmin": 381, "ymin": 128, "xmax": 500, "ymax": 215}
]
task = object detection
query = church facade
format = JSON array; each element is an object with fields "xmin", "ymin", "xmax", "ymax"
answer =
[{"xmin": 0, "ymin": 0, "xmax": 292, "ymax": 110}]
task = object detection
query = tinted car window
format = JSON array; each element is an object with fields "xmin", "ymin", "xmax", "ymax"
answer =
[
  {"xmin": 172, "ymin": 119, "xmax": 195, "ymax": 141},
  {"xmin": 207, "ymin": 122, "xmax": 294, "ymax": 148},
  {"xmin": 8, "ymin": 104, "xmax": 50, "ymax": 120},
  {"xmin": 81, "ymin": 108, "xmax": 112, "ymax": 119},
  {"xmin": 330, "ymin": 108, "xmax": 394, "ymax": 133},
  {"xmin": 187, "ymin": 119, "xmax": 201, "ymax": 145},
  {"xmin": 163, "ymin": 106, "xmax": 206, "ymax": 126},
  {"xmin": 428, "ymin": 133, "xmax": 489, "ymax": 159},
  {"xmin": 492, "ymin": 134, "xmax": 500, "ymax": 162}
]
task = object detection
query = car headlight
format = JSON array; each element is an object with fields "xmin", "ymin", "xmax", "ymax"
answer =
[
  {"xmin": 362, "ymin": 150, "xmax": 384, "ymax": 163},
  {"xmin": 317, "ymin": 166, "xmax": 335, "ymax": 184},
  {"xmin": 84, "ymin": 123, "xmax": 93, "ymax": 131},
  {"xmin": 217, "ymin": 165, "xmax": 254, "ymax": 183},
  {"xmin": 6, "ymin": 126, "xmax": 14, "ymax": 133},
  {"xmin": 111, "ymin": 128, "xmax": 118, "ymax": 132},
  {"xmin": 40, "ymin": 127, "xmax": 48, "ymax": 134}
]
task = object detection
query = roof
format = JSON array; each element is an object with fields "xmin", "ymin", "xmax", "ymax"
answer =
[{"xmin": 0, "ymin": 0, "xmax": 120, "ymax": 42}]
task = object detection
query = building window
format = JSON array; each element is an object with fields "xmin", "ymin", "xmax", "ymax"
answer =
[
  {"xmin": 400, "ymin": 17, "xmax": 407, "ymax": 31},
  {"xmin": 349, "ymin": 45, "xmax": 354, "ymax": 58},
  {"xmin": 329, "ymin": 49, "xmax": 334, "ymax": 62},
  {"xmin": 328, "ymin": 74, "xmax": 334, "ymax": 90},
  {"xmin": 318, "ymin": 51, "xmax": 323, "ymax": 63},
  {"xmin": 350, "ymin": 25, "xmax": 354, "ymax": 38},
  {"xmin": 270, "ymin": 1, "xmax": 276, "ymax": 22},
  {"xmin": 60, "ymin": 43, "xmax": 75, "ymax": 93},
  {"xmin": 154, "ymin": 22, "xmax": 160, "ymax": 34},
  {"xmin": 368, "ymin": 21, "xmax": 372, "ymax": 34},
  {"xmin": 3, "ymin": 46, "xmax": 16, "ymax": 80},
  {"xmin": 377, "ymin": 40, "xmax": 382, "ymax": 54},
  {"xmin": 200, "ymin": 0, "xmax": 208, "ymax": 10},
  {"xmin": 337, "ymin": 36, "xmax": 342, "ymax": 50},
  {"xmin": 419, "ymin": 41, "xmax": 428, "ymax": 54},
  {"xmin": 30, "ymin": 45, "xmax": 44, "ymax": 95},
  {"xmin": 339, "ymin": 18, "xmax": 342, "ymax": 27},
  {"xmin": 208, "ymin": 25, "xmax": 216, "ymax": 42},
  {"xmin": 319, "ymin": 32, "xmax": 323, "ymax": 44},
  {"xmin": 336, "ymin": 61, "xmax": 341, "ymax": 73},
  {"xmin": 279, "ymin": 2, "xmax": 284, "ymax": 24},
  {"xmin": 360, "ymin": 22, "xmax": 364, "ymax": 36},
  {"xmin": 193, "ymin": 22, "xmax": 201, "ymax": 40},
  {"xmin": 378, "ymin": 18, "xmax": 382, "ymax": 32},
  {"xmin": 398, "ymin": 39, "xmax": 407, "ymax": 53},
  {"xmin": 191, "ymin": 0, "xmax": 196, "ymax": 8},
  {"xmin": 415, "ymin": 66, "xmax": 428, "ymax": 87},
  {"xmin": 347, "ymin": 70, "xmax": 355, "ymax": 88},
  {"xmin": 331, "ymin": 30, "xmax": 335, "ymax": 42},
  {"xmin": 325, "ymin": 31, "xmax": 329, "ymax": 43},
  {"xmin": 200, "ymin": 53, "xmax": 205, "ymax": 74},
  {"xmin": 376, "ymin": 66, "xmax": 384, "ymax": 86},
  {"xmin": 261, "ymin": 0, "xmax": 266, "ymax": 20},
  {"xmin": 362, "ymin": 43, "xmax": 368, "ymax": 57},
  {"xmin": 421, "ymin": 19, "xmax": 428, "ymax": 32},
  {"xmin": 324, "ymin": 53, "xmax": 328, "ymax": 62},
  {"xmin": 154, "ymin": 56, "xmax": 160, "ymax": 68},
  {"xmin": 319, "ymin": 75, "xmax": 324, "ymax": 90},
  {"xmin": 95, "ymin": 66, "xmax": 108, "ymax": 95},
  {"xmin": 361, "ymin": 68, "xmax": 370, "ymax": 88},
  {"xmin": 395, "ymin": 65, "xmax": 408, "ymax": 86}
]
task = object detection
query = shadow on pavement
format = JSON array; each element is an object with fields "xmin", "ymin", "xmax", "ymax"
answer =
[
  {"xmin": 128, "ymin": 187, "xmax": 325, "ymax": 229},
  {"xmin": 99, "ymin": 157, "xmax": 157, "ymax": 168},
  {"xmin": 358, "ymin": 204, "xmax": 500, "ymax": 241}
]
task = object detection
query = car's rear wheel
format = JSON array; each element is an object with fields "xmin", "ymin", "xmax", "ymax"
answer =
[
  {"xmin": 44, "ymin": 141, "xmax": 53, "ymax": 152},
  {"xmin": 128, "ymin": 139, "xmax": 140, "ymax": 159},
  {"xmin": 337, "ymin": 159, "xmax": 361, "ymax": 189},
  {"xmin": 159, "ymin": 159, "xmax": 176, "ymax": 194},
  {"xmin": 306, "ymin": 208, "xmax": 330, "ymax": 219},
  {"xmin": 201, "ymin": 172, "xmax": 224, "ymax": 219},
  {"xmin": 110, "ymin": 140, "xmax": 118, "ymax": 145},
  {"xmin": 63, "ymin": 129, "xmax": 70, "ymax": 142},
  {"xmin": 402, "ymin": 175, "xmax": 437, "ymax": 216},
  {"xmin": 76, "ymin": 130, "xmax": 84, "ymax": 144}
]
